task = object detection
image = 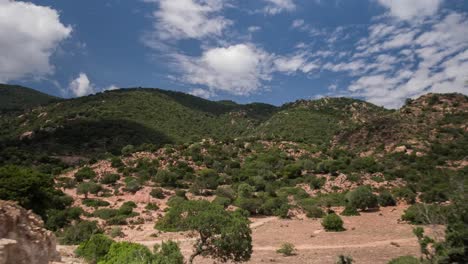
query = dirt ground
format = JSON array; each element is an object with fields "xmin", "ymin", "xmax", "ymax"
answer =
[{"xmin": 58, "ymin": 205, "xmax": 426, "ymax": 264}]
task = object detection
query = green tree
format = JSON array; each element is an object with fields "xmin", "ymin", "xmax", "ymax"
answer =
[
  {"xmin": 155, "ymin": 200, "xmax": 252, "ymax": 264},
  {"xmin": 346, "ymin": 186, "xmax": 378, "ymax": 211},
  {"xmin": 0, "ymin": 165, "xmax": 71, "ymax": 220}
]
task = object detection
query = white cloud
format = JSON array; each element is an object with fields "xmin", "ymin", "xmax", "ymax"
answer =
[
  {"xmin": 174, "ymin": 43, "xmax": 274, "ymax": 96},
  {"xmin": 377, "ymin": 0, "xmax": 443, "ymax": 20},
  {"xmin": 341, "ymin": 12, "xmax": 468, "ymax": 108},
  {"xmin": 147, "ymin": 0, "xmax": 230, "ymax": 41},
  {"xmin": 0, "ymin": 0, "xmax": 72, "ymax": 82},
  {"xmin": 264, "ymin": 0, "xmax": 296, "ymax": 15},
  {"xmin": 189, "ymin": 88, "xmax": 214, "ymax": 98},
  {"xmin": 291, "ymin": 19, "xmax": 304, "ymax": 28},
  {"xmin": 248, "ymin": 26, "xmax": 261, "ymax": 33},
  {"xmin": 68, "ymin": 73, "xmax": 95, "ymax": 97},
  {"xmin": 274, "ymin": 54, "xmax": 318, "ymax": 74}
]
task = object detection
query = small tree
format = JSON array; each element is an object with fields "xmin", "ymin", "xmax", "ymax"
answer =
[
  {"xmin": 155, "ymin": 200, "xmax": 252, "ymax": 264},
  {"xmin": 322, "ymin": 213, "xmax": 345, "ymax": 232},
  {"xmin": 346, "ymin": 186, "xmax": 378, "ymax": 211}
]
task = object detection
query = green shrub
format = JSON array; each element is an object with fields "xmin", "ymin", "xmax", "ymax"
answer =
[
  {"xmin": 215, "ymin": 186, "xmax": 236, "ymax": 201},
  {"xmin": 82, "ymin": 199, "xmax": 110, "ymax": 208},
  {"xmin": 213, "ymin": 196, "xmax": 231, "ymax": 208},
  {"xmin": 153, "ymin": 241, "xmax": 184, "ymax": 264},
  {"xmin": 379, "ymin": 192, "xmax": 397, "ymax": 207},
  {"xmin": 346, "ymin": 186, "xmax": 378, "ymax": 211},
  {"xmin": 401, "ymin": 204, "xmax": 449, "ymax": 225},
  {"xmin": 75, "ymin": 234, "xmax": 113, "ymax": 263},
  {"xmin": 322, "ymin": 213, "xmax": 345, "ymax": 232},
  {"xmin": 100, "ymin": 173, "xmax": 120, "ymax": 185},
  {"xmin": 109, "ymin": 227, "xmax": 124, "ymax": 238},
  {"xmin": 387, "ymin": 256, "xmax": 420, "ymax": 264},
  {"xmin": 341, "ymin": 205, "xmax": 360, "ymax": 216},
  {"xmin": 77, "ymin": 182, "xmax": 102, "ymax": 198},
  {"xmin": 336, "ymin": 255, "xmax": 354, "ymax": 264},
  {"xmin": 45, "ymin": 207, "xmax": 83, "ymax": 231},
  {"xmin": 110, "ymin": 157, "xmax": 124, "ymax": 169},
  {"xmin": 276, "ymin": 243, "xmax": 296, "ymax": 256},
  {"xmin": 98, "ymin": 242, "xmax": 153, "ymax": 264},
  {"xmin": 392, "ymin": 187, "xmax": 416, "ymax": 204},
  {"xmin": 123, "ymin": 178, "xmax": 141, "ymax": 193},
  {"xmin": 308, "ymin": 175, "xmax": 326, "ymax": 190},
  {"xmin": 59, "ymin": 221, "xmax": 102, "ymax": 245},
  {"xmin": 145, "ymin": 203, "xmax": 159, "ymax": 211},
  {"xmin": 150, "ymin": 188, "xmax": 165, "ymax": 199},
  {"xmin": 154, "ymin": 170, "xmax": 179, "ymax": 187},
  {"xmin": 74, "ymin": 167, "xmax": 96, "ymax": 182},
  {"xmin": 93, "ymin": 208, "xmax": 119, "ymax": 220},
  {"xmin": 106, "ymin": 215, "xmax": 128, "ymax": 225},
  {"xmin": 303, "ymin": 204, "xmax": 324, "ymax": 218}
]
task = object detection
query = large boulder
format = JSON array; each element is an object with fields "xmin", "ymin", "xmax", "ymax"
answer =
[{"xmin": 0, "ymin": 200, "xmax": 60, "ymax": 264}]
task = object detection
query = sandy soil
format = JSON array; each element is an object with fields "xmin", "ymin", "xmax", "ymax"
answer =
[{"xmin": 59, "ymin": 205, "xmax": 427, "ymax": 264}]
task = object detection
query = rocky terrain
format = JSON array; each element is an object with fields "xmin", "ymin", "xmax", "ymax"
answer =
[{"xmin": 0, "ymin": 200, "xmax": 60, "ymax": 264}]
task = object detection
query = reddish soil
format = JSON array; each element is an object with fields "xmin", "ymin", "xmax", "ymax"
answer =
[{"xmin": 58, "ymin": 205, "xmax": 431, "ymax": 264}]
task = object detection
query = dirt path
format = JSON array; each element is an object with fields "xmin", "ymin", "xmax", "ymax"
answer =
[
  {"xmin": 254, "ymin": 237, "xmax": 416, "ymax": 251},
  {"xmin": 135, "ymin": 216, "xmax": 277, "ymax": 247}
]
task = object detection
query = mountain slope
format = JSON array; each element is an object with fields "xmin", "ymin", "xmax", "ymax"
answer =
[
  {"xmin": 0, "ymin": 84, "xmax": 59, "ymax": 112},
  {"xmin": 335, "ymin": 93, "xmax": 468, "ymax": 156},
  {"xmin": 255, "ymin": 97, "xmax": 390, "ymax": 145},
  {"xmin": 0, "ymin": 88, "xmax": 278, "ymax": 157},
  {"xmin": 0, "ymin": 86, "xmax": 466, "ymax": 165}
]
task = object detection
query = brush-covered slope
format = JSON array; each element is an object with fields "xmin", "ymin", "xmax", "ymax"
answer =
[
  {"xmin": 0, "ymin": 88, "xmax": 278, "ymax": 157},
  {"xmin": 255, "ymin": 97, "xmax": 390, "ymax": 145},
  {"xmin": 335, "ymin": 93, "xmax": 468, "ymax": 157},
  {"xmin": 0, "ymin": 84, "xmax": 59, "ymax": 112}
]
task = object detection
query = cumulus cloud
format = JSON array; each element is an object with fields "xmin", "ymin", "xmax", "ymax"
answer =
[
  {"xmin": 377, "ymin": 0, "xmax": 443, "ymax": 20},
  {"xmin": 67, "ymin": 73, "xmax": 119, "ymax": 97},
  {"xmin": 0, "ymin": 0, "xmax": 72, "ymax": 82},
  {"xmin": 264, "ymin": 0, "xmax": 296, "ymax": 15},
  {"xmin": 68, "ymin": 73, "xmax": 95, "ymax": 97},
  {"xmin": 173, "ymin": 44, "xmax": 274, "ymax": 96},
  {"xmin": 146, "ymin": 0, "xmax": 230, "ymax": 41}
]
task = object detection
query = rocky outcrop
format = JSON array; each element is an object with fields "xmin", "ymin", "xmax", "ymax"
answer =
[{"xmin": 0, "ymin": 200, "xmax": 60, "ymax": 264}]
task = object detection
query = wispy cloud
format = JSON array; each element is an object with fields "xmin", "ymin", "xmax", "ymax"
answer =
[{"xmin": 263, "ymin": 0, "xmax": 296, "ymax": 15}]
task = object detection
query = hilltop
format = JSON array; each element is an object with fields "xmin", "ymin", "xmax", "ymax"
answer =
[{"xmin": 0, "ymin": 84, "xmax": 59, "ymax": 112}]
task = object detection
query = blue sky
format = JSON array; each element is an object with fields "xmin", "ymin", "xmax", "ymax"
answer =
[{"xmin": 1, "ymin": 0, "xmax": 467, "ymax": 108}]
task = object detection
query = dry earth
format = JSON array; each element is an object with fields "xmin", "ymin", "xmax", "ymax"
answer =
[{"xmin": 58, "ymin": 205, "xmax": 427, "ymax": 264}]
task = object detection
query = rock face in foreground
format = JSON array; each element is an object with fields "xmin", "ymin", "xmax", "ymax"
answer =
[{"xmin": 0, "ymin": 200, "xmax": 60, "ymax": 264}]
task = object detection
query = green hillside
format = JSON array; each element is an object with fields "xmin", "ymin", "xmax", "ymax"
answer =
[
  {"xmin": 1, "ymin": 86, "xmax": 465, "ymax": 168},
  {"xmin": 0, "ymin": 88, "xmax": 278, "ymax": 159},
  {"xmin": 0, "ymin": 84, "xmax": 59, "ymax": 112},
  {"xmin": 256, "ymin": 97, "xmax": 390, "ymax": 145}
]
